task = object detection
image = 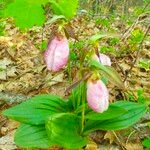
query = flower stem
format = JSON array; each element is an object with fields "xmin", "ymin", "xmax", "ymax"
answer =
[
  {"xmin": 81, "ymin": 82, "xmax": 86, "ymax": 134},
  {"xmin": 81, "ymin": 100, "xmax": 85, "ymax": 133},
  {"xmin": 67, "ymin": 57, "xmax": 72, "ymax": 84}
]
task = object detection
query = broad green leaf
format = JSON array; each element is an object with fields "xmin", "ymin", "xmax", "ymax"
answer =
[
  {"xmin": 90, "ymin": 34, "xmax": 107, "ymax": 43},
  {"xmin": 142, "ymin": 139, "xmax": 150, "ymax": 148},
  {"xmin": 0, "ymin": 0, "xmax": 14, "ymax": 8},
  {"xmin": 0, "ymin": 0, "xmax": 13, "ymax": 17},
  {"xmin": 46, "ymin": 15, "xmax": 66, "ymax": 25},
  {"xmin": 26, "ymin": 0, "xmax": 49, "ymax": 5},
  {"xmin": 46, "ymin": 113, "xmax": 87, "ymax": 149},
  {"xmin": 85, "ymin": 104, "xmax": 127, "ymax": 120},
  {"xmin": 84, "ymin": 101, "xmax": 147, "ymax": 134},
  {"xmin": 90, "ymin": 60, "xmax": 125, "ymax": 89},
  {"xmin": 3, "ymin": 94, "xmax": 68, "ymax": 125},
  {"xmin": 15, "ymin": 124, "xmax": 51, "ymax": 148},
  {"xmin": 89, "ymin": 32, "xmax": 120, "ymax": 44},
  {"xmin": 4, "ymin": 0, "xmax": 46, "ymax": 29},
  {"xmin": 50, "ymin": 0, "xmax": 78, "ymax": 20}
]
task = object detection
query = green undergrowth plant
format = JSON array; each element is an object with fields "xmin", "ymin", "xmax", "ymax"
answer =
[
  {"xmin": 1, "ymin": 0, "xmax": 149, "ymax": 149},
  {"xmin": 138, "ymin": 59, "xmax": 150, "ymax": 71},
  {"xmin": 142, "ymin": 121, "xmax": 150, "ymax": 149},
  {"xmin": 3, "ymin": 87, "xmax": 148, "ymax": 149},
  {"xmin": 2, "ymin": 43, "xmax": 148, "ymax": 149}
]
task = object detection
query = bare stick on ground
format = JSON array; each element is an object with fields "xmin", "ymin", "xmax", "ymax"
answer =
[{"xmin": 123, "ymin": 25, "xmax": 150, "ymax": 82}]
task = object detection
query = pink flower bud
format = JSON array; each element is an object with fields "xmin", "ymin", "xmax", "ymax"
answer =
[
  {"xmin": 92, "ymin": 54, "xmax": 111, "ymax": 66},
  {"xmin": 87, "ymin": 79, "xmax": 109, "ymax": 113},
  {"xmin": 44, "ymin": 36, "xmax": 69, "ymax": 72}
]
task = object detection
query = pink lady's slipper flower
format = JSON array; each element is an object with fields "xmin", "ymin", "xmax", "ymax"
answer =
[
  {"xmin": 44, "ymin": 36, "xmax": 69, "ymax": 72},
  {"xmin": 87, "ymin": 79, "xmax": 109, "ymax": 113},
  {"xmin": 92, "ymin": 54, "xmax": 111, "ymax": 66}
]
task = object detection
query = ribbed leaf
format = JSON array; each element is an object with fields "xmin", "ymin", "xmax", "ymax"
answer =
[
  {"xmin": 90, "ymin": 60, "xmax": 125, "ymax": 89},
  {"xmin": 4, "ymin": 0, "xmax": 46, "ymax": 29},
  {"xmin": 89, "ymin": 33, "xmax": 119, "ymax": 43},
  {"xmin": 46, "ymin": 113, "xmax": 87, "ymax": 149},
  {"xmin": 50, "ymin": 0, "xmax": 78, "ymax": 20},
  {"xmin": 46, "ymin": 15, "xmax": 66, "ymax": 25},
  {"xmin": 85, "ymin": 104, "xmax": 127, "ymax": 120},
  {"xmin": 15, "ymin": 124, "xmax": 51, "ymax": 148},
  {"xmin": 26, "ymin": 0, "xmax": 49, "ymax": 5},
  {"xmin": 90, "ymin": 34, "xmax": 107, "ymax": 43},
  {"xmin": 3, "ymin": 94, "xmax": 68, "ymax": 125},
  {"xmin": 84, "ymin": 101, "xmax": 147, "ymax": 134}
]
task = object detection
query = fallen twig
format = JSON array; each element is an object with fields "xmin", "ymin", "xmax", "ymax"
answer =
[
  {"xmin": 123, "ymin": 25, "xmax": 150, "ymax": 82},
  {"xmin": 121, "ymin": 13, "xmax": 150, "ymax": 42},
  {"xmin": 0, "ymin": 92, "xmax": 30, "ymax": 105}
]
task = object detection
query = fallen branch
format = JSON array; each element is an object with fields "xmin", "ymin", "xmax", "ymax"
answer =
[
  {"xmin": 121, "ymin": 13, "xmax": 150, "ymax": 42},
  {"xmin": 123, "ymin": 25, "xmax": 150, "ymax": 82},
  {"xmin": 0, "ymin": 92, "xmax": 30, "ymax": 106}
]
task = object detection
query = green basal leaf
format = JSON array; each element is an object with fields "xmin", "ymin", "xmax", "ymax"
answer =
[
  {"xmin": 85, "ymin": 104, "xmax": 127, "ymax": 120},
  {"xmin": 50, "ymin": 0, "xmax": 78, "ymax": 20},
  {"xmin": 84, "ymin": 101, "xmax": 147, "ymax": 134},
  {"xmin": 142, "ymin": 138, "xmax": 150, "ymax": 148},
  {"xmin": 90, "ymin": 60, "xmax": 125, "ymax": 89},
  {"xmin": 4, "ymin": 0, "xmax": 46, "ymax": 29},
  {"xmin": 3, "ymin": 94, "xmax": 68, "ymax": 125},
  {"xmin": 15, "ymin": 124, "xmax": 51, "ymax": 148},
  {"xmin": 46, "ymin": 113, "xmax": 87, "ymax": 149}
]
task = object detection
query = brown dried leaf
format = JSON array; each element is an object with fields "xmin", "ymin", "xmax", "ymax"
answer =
[
  {"xmin": 0, "ymin": 71, "xmax": 7, "ymax": 80},
  {"xmin": 124, "ymin": 143, "xmax": 143, "ymax": 150},
  {"xmin": 104, "ymin": 131, "xmax": 116, "ymax": 144},
  {"xmin": 7, "ymin": 66, "xmax": 17, "ymax": 77},
  {"xmin": 85, "ymin": 142, "xmax": 98, "ymax": 150}
]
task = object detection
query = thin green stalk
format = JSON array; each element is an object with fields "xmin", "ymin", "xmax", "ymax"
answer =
[
  {"xmin": 67, "ymin": 58, "xmax": 72, "ymax": 84},
  {"xmin": 67, "ymin": 57, "xmax": 76, "ymax": 109},
  {"xmin": 77, "ymin": 84, "xmax": 81, "ymax": 108},
  {"xmin": 80, "ymin": 83, "xmax": 86, "ymax": 134},
  {"xmin": 77, "ymin": 59, "xmax": 83, "ymax": 108},
  {"xmin": 81, "ymin": 99, "xmax": 85, "ymax": 133}
]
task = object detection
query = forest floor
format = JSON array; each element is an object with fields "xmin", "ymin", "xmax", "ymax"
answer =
[{"xmin": 0, "ymin": 13, "xmax": 150, "ymax": 150}]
